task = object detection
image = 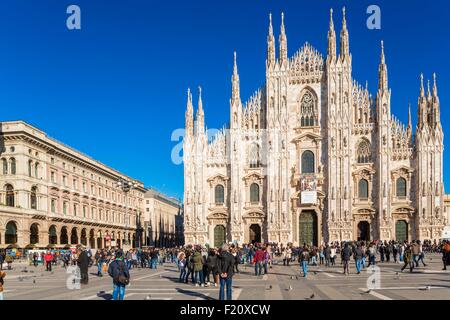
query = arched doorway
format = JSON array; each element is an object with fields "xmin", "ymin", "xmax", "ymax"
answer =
[
  {"xmin": 395, "ymin": 220, "xmax": 408, "ymax": 242},
  {"xmin": 70, "ymin": 227, "xmax": 78, "ymax": 245},
  {"xmin": 49, "ymin": 226, "xmax": 58, "ymax": 245},
  {"xmin": 357, "ymin": 221, "xmax": 370, "ymax": 241},
  {"xmin": 249, "ymin": 224, "xmax": 261, "ymax": 244},
  {"xmin": 30, "ymin": 223, "xmax": 39, "ymax": 244},
  {"xmin": 89, "ymin": 230, "xmax": 95, "ymax": 248},
  {"xmin": 60, "ymin": 227, "xmax": 68, "ymax": 244},
  {"xmin": 5, "ymin": 221, "xmax": 18, "ymax": 244},
  {"xmin": 299, "ymin": 211, "xmax": 317, "ymax": 246},
  {"xmin": 214, "ymin": 225, "xmax": 226, "ymax": 248},
  {"xmin": 80, "ymin": 228, "xmax": 87, "ymax": 246}
]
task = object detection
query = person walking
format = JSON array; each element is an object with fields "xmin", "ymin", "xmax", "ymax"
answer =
[
  {"xmin": 95, "ymin": 250, "xmax": 103, "ymax": 277},
  {"xmin": 367, "ymin": 243, "xmax": 376, "ymax": 266},
  {"xmin": 401, "ymin": 245, "xmax": 414, "ymax": 273},
  {"xmin": 253, "ymin": 247, "xmax": 264, "ymax": 276},
  {"xmin": 299, "ymin": 246, "xmax": 310, "ymax": 277},
  {"xmin": 192, "ymin": 247, "xmax": 204, "ymax": 287},
  {"xmin": 77, "ymin": 248, "xmax": 90, "ymax": 285},
  {"xmin": 354, "ymin": 244, "xmax": 363, "ymax": 274},
  {"xmin": 324, "ymin": 244, "xmax": 331, "ymax": 267},
  {"xmin": 108, "ymin": 250, "xmax": 130, "ymax": 300},
  {"xmin": 206, "ymin": 249, "xmax": 218, "ymax": 287},
  {"xmin": 44, "ymin": 251, "xmax": 53, "ymax": 272},
  {"xmin": 442, "ymin": 240, "xmax": 450, "ymax": 270},
  {"xmin": 178, "ymin": 252, "xmax": 187, "ymax": 282},
  {"xmin": 217, "ymin": 244, "xmax": 234, "ymax": 301},
  {"xmin": 342, "ymin": 242, "xmax": 352, "ymax": 275}
]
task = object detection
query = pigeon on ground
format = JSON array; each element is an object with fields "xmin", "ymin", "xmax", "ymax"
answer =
[
  {"xmin": 290, "ymin": 276, "xmax": 295, "ymax": 280},
  {"xmin": 296, "ymin": 276, "xmax": 299, "ymax": 280},
  {"xmin": 419, "ymin": 286, "xmax": 431, "ymax": 291},
  {"xmin": 145, "ymin": 295, "xmax": 152, "ymax": 300},
  {"xmin": 266, "ymin": 285, "xmax": 272, "ymax": 290},
  {"xmin": 33, "ymin": 279, "xmax": 36, "ymax": 284},
  {"xmin": 286, "ymin": 285, "xmax": 293, "ymax": 291},
  {"xmin": 310, "ymin": 293, "xmax": 315, "ymax": 299},
  {"xmin": 361, "ymin": 289, "xmax": 372, "ymax": 294}
]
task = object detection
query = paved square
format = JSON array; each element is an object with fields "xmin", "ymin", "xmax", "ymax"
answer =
[{"xmin": 2, "ymin": 254, "xmax": 449, "ymax": 300}]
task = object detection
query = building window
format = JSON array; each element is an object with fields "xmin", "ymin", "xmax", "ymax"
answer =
[
  {"xmin": 396, "ymin": 177, "xmax": 407, "ymax": 197},
  {"xmin": 250, "ymin": 183, "xmax": 260, "ymax": 203},
  {"xmin": 73, "ymin": 179, "xmax": 77, "ymax": 190},
  {"xmin": 73, "ymin": 204, "xmax": 77, "ymax": 216},
  {"xmin": 357, "ymin": 140, "xmax": 371, "ymax": 163},
  {"xmin": 51, "ymin": 157, "xmax": 55, "ymax": 164},
  {"xmin": 51, "ymin": 172, "xmax": 56, "ymax": 183},
  {"xmin": 63, "ymin": 202, "xmax": 68, "ymax": 215},
  {"xmin": 82, "ymin": 181, "xmax": 86, "ymax": 192},
  {"xmin": 28, "ymin": 160, "xmax": 32, "ymax": 177},
  {"xmin": 3, "ymin": 158, "xmax": 8, "ymax": 175},
  {"xmin": 5, "ymin": 184, "xmax": 14, "ymax": 207},
  {"xmin": 10, "ymin": 158, "xmax": 16, "ymax": 175},
  {"xmin": 91, "ymin": 207, "xmax": 95, "ymax": 219},
  {"xmin": 91, "ymin": 185, "xmax": 94, "ymax": 195},
  {"xmin": 34, "ymin": 162, "xmax": 39, "ymax": 178},
  {"xmin": 30, "ymin": 186, "xmax": 37, "ymax": 209},
  {"xmin": 301, "ymin": 151, "xmax": 315, "ymax": 174},
  {"xmin": 99, "ymin": 209, "xmax": 103, "ymax": 221},
  {"xmin": 63, "ymin": 176, "xmax": 67, "ymax": 187},
  {"xmin": 300, "ymin": 90, "xmax": 317, "ymax": 127},
  {"xmin": 62, "ymin": 162, "xmax": 66, "ymax": 169},
  {"xmin": 83, "ymin": 206, "xmax": 87, "ymax": 218},
  {"xmin": 358, "ymin": 179, "xmax": 369, "ymax": 199},
  {"xmin": 51, "ymin": 199, "xmax": 56, "ymax": 213},
  {"xmin": 215, "ymin": 185, "xmax": 224, "ymax": 205}
]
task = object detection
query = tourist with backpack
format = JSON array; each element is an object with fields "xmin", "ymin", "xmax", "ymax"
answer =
[{"xmin": 108, "ymin": 250, "xmax": 130, "ymax": 300}]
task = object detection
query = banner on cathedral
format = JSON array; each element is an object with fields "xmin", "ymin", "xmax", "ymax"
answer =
[
  {"xmin": 301, "ymin": 191, "xmax": 317, "ymax": 204},
  {"xmin": 301, "ymin": 177, "xmax": 317, "ymax": 191}
]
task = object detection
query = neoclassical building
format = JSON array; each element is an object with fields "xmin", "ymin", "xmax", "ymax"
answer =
[
  {"xmin": 144, "ymin": 188, "xmax": 184, "ymax": 247},
  {"xmin": 183, "ymin": 9, "xmax": 447, "ymax": 247},
  {"xmin": 0, "ymin": 121, "xmax": 146, "ymax": 249}
]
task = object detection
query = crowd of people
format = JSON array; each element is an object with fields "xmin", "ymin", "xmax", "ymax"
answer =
[{"xmin": 0, "ymin": 239, "xmax": 449, "ymax": 301}]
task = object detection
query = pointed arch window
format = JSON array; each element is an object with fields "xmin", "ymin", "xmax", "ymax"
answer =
[
  {"xmin": 301, "ymin": 151, "xmax": 315, "ymax": 174},
  {"xmin": 396, "ymin": 177, "xmax": 407, "ymax": 197},
  {"xmin": 358, "ymin": 179, "xmax": 369, "ymax": 199},
  {"xmin": 357, "ymin": 140, "xmax": 371, "ymax": 163},
  {"xmin": 300, "ymin": 90, "xmax": 317, "ymax": 127},
  {"xmin": 215, "ymin": 185, "xmax": 224, "ymax": 205}
]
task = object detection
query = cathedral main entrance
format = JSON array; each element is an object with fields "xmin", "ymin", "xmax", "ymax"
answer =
[
  {"xmin": 357, "ymin": 221, "xmax": 370, "ymax": 241},
  {"xmin": 299, "ymin": 210, "xmax": 317, "ymax": 246},
  {"xmin": 214, "ymin": 225, "xmax": 226, "ymax": 248},
  {"xmin": 249, "ymin": 224, "xmax": 261, "ymax": 244},
  {"xmin": 395, "ymin": 220, "xmax": 408, "ymax": 242}
]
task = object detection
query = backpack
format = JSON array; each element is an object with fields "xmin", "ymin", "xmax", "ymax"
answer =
[{"xmin": 115, "ymin": 261, "xmax": 129, "ymax": 286}]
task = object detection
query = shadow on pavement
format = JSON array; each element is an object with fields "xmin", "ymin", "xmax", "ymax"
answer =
[{"xmin": 176, "ymin": 288, "xmax": 215, "ymax": 300}]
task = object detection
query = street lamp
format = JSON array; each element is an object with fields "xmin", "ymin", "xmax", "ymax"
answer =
[{"xmin": 116, "ymin": 178, "xmax": 143, "ymax": 249}]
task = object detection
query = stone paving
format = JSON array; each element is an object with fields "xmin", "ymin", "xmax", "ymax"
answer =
[{"xmin": 1, "ymin": 254, "xmax": 449, "ymax": 300}]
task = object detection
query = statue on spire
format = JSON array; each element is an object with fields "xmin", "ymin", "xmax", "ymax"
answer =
[
  {"xmin": 267, "ymin": 13, "xmax": 276, "ymax": 67},
  {"xmin": 339, "ymin": 6, "xmax": 350, "ymax": 60},
  {"xmin": 279, "ymin": 12, "xmax": 288, "ymax": 65},
  {"xmin": 327, "ymin": 8, "xmax": 336, "ymax": 61},
  {"xmin": 231, "ymin": 51, "xmax": 240, "ymax": 105}
]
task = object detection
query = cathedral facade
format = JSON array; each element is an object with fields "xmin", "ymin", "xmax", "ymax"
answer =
[{"xmin": 183, "ymin": 9, "xmax": 446, "ymax": 247}]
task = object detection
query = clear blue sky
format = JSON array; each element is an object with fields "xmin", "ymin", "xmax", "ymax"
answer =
[{"xmin": 0, "ymin": 0, "xmax": 449, "ymax": 200}]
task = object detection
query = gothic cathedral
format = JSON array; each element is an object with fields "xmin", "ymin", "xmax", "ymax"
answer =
[{"xmin": 183, "ymin": 9, "xmax": 446, "ymax": 246}]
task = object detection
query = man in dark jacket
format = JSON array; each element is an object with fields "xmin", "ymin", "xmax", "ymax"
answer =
[
  {"xmin": 354, "ymin": 244, "xmax": 363, "ymax": 274},
  {"xmin": 108, "ymin": 250, "xmax": 130, "ymax": 300},
  {"xmin": 77, "ymin": 248, "xmax": 89, "ymax": 284},
  {"xmin": 217, "ymin": 244, "xmax": 234, "ymax": 300},
  {"xmin": 342, "ymin": 242, "xmax": 352, "ymax": 275}
]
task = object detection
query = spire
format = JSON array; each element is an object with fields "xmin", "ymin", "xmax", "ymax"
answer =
[
  {"xmin": 427, "ymin": 79, "xmax": 431, "ymax": 100},
  {"xmin": 231, "ymin": 51, "xmax": 240, "ymax": 105},
  {"xmin": 279, "ymin": 12, "xmax": 288, "ymax": 65},
  {"xmin": 378, "ymin": 40, "xmax": 388, "ymax": 91},
  {"xmin": 195, "ymin": 86, "xmax": 204, "ymax": 134},
  {"xmin": 408, "ymin": 103, "xmax": 412, "ymax": 125},
  {"xmin": 185, "ymin": 88, "xmax": 194, "ymax": 136},
  {"xmin": 433, "ymin": 72, "xmax": 438, "ymax": 97},
  {"xmin": 339, "ymin": 6, "xmax": 350, "ymax": 60},
  {"xmin": 420, "ymin": 73, "xmax": 425, "ymax": 97},
  {"xmin": 327, "ymin": 8, "xmax": 336, "ymax": 61},
  {"xmin": 267, "ymin": 13, "xmax": 276, "ymax": 67}
]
